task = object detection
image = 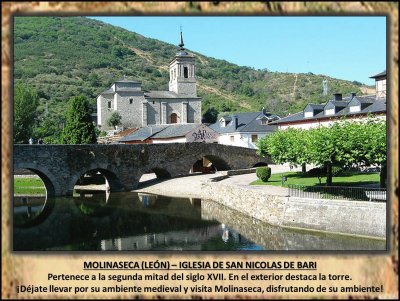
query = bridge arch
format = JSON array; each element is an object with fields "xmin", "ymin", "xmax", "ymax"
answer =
[
  {"xmin": 68, "ymin": 164, "xmax": 125, "ymax": 196},
  {"xmin": 13, "ymin": 164, "xmax": 59, "ymax": 197},
  {"xmin": 189, "ymin": 154, "xmax": 231, "ymax": 173},
  {"xmin": 149, "ymin": 167, "xmax": 171, "ymax": 179}
]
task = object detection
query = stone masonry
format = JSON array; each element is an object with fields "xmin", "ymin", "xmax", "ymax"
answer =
[
  {"xmin": 14, "ymin": 144, "xmax": 270, "ymax": 197},
  {"xmin": 202, "ymin": 181, "xmax": 386, "ymax": 238}
]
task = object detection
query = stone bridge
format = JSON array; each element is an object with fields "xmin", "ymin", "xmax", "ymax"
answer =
[{"xmin": 14, "ymin": 143, "xmax": 270, "ymax": 197}]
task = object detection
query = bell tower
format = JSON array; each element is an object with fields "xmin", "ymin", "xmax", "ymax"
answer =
[{"xmin": 169, "ymin": 31, "xmax": 197, "ymax": 97}]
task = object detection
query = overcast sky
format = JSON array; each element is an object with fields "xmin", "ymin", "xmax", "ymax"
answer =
[{"xmin": 90, "ymin": 16, "xmax": 386, "ymax": 85}]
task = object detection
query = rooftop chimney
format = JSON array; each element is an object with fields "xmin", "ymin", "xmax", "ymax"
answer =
[
  {"xmin": 333, "ymin": 93, "xmax": 342, "ymax": 101},
  {"xmin": 262, "ymin": 107, "xmax": 267, "ymax": 115},
  {"xmin": 350, "ymin": 92, "xmax": 356, "ymax": 99},
  {"xmin": 231, "ymin": 115, "xmax": 238, "ymax": 130}
]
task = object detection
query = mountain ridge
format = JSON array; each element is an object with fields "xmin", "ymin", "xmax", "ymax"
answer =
[{"xmin": 14, "ymin": 16, "xmax": 371, "ymax": 128}]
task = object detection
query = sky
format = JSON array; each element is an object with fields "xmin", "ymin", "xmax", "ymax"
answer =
[{"xmin": 90, "ymin": 16, "xmax": 386, "ymax": 85}]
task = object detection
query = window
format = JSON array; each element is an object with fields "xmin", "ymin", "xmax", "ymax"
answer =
[
  {"xmin": 251, "ymin": 135, "xmax": 258, "ymax": 143},
  {"xmin": 184, "ymin": 67, "xmax": 188, "ymax": 78},
  {"xmin": 325, "ymin": 108, "xmax": 335, "ymax": 115},
  {"xmin": 349, "ymin": 105, "xmax": 361, "ymax": 113},
  {"xmin": 230, "ymin": 136, "xmax": 234, "ymax": 143},
  {"xmin": 108, "ymin": 101, "xmax": 112, "ymax": 109},
  {"xmin": 170, "ymin": 113, "xmax": 178, "ymax": 124},
  {"xmin": 129, "ymin": 98, "xmax": 133, "ymax": 104}
]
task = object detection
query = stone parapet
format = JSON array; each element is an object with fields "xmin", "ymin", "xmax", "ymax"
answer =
[{"xmin": 201, "ymin": 181, "xmax": 386, "ymax": 239}]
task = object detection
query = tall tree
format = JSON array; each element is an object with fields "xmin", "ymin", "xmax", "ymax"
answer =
[
  {"xmin": 60, "ymin": 95, "xmax": 97, "ymax": 144},
  {"xmin": 14, "ymin": 84, "xmax": 39, "ymax": 144}
]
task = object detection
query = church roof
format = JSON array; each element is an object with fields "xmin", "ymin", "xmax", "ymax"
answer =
[
  {"xmin": 100, "ymin": 87, "xmax": 114, "ymax": 94},
  {"xmin": 115, "ymin": 78, "xmax": 141, "ymax": 83}
]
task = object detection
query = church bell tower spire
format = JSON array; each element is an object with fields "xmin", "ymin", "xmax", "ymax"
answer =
[
  {"xmin": 169, "ymin": 29, "xmax": 197, "ymax": 97},
  {"xmin": 179, "ymin": 26, "xmax": 184, "ymax": 50}
]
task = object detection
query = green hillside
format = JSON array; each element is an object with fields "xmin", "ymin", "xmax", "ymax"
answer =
[{"xmin": 14, "ymin": 16, "xmax": 369, "ymax": 138}]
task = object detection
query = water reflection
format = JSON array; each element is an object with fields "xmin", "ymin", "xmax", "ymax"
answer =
[
  {"xmin": 13, "ymin": 195, "xmax": 53, "ymax": 228},
  {"xmin": 13, "ymin": 191, "xmax": 386, "ymax": 251}
]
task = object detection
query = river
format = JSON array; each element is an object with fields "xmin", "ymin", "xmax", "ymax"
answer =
[{"xmin": 13, "ymin": 191, "xmax": 385, "ymax": 251}]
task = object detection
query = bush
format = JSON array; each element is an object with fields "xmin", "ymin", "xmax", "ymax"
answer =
[
  {"xmin": 307, "ymin": 167, "xmax": 326, "ymax": 184},
  {"xmin": 256, "ymin": 166, "xmax": 271, "ymax": 182},
  {"xmin": 307, "ymin": 167, "xmax": 326, "ymax": 177}
]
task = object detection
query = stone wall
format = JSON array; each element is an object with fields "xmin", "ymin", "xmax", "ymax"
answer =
[
  {"xmin": 114, "ymin": 92, "xmax": 146, "ymax": 129},
  {"xmin": 201, "ymin": 200, "xmax": 385, "ymax": 250},
  {"xmin": 201, "ymin": 181, "xmax": 386, "ymax": 238}
]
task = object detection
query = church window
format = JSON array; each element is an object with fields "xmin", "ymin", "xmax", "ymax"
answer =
[
  {"xmin": 108, "ymin": 101, "xmax": 112, "ymax": 109},
  {"xmin": 230, "ymin": 136, "xmax": 235, "ymax": 143},
  {"xmin": 184, "ymin": 67, "xmax": 188, "ymax": 78},
  {"xmin": 170, "ymin": 113, "xmax": 178, "ymax": 124},
  {"xmin": 129, "ymin": 98, "xmax": 133, "ymax": 104},
  {"xmin": 251, "ymin": 135, "xmax": 258, "ymax": 143}
]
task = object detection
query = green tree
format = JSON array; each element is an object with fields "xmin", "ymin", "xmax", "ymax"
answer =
[
  {"xmin": 257, "ymin": 128, "xmax": 310, "ymax": 167},
  {"xmin": 106, "ymin": 111, "xmax": 122, "ymax": 129},
  {"xmin": 307, "ymin": 125, "xmax": 340, "ymax": 186},
  {"xmin": 33, "ymin": 115, "xmax": 65, "ymax": 144},
  {"xmin": 257, "ymin": 118, "xmax": 386, "ymax": 187},
  {"xmin": 60, "ymin": 95, "xmax": 97, "ymax": 144},
  {"xmin": 14, "ymin": 84, "xmax": 39, "ymax": 143},
  {"xmin": 202, "ymin": 107, "xmax": 219, "ymax": 123}
]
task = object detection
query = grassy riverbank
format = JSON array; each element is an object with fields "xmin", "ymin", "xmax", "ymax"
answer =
[
  {"xmin": 250, "ymin": 172, "xmax": 380, "ymax": 187},
  {"xmin": 14, "ymin": 177, "xmax": 46, "ymax": 194}
]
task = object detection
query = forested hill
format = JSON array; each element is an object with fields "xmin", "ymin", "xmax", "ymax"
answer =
[{"xmin": 14, "ymin": 16, "xmax": 369, "ymax": 122}]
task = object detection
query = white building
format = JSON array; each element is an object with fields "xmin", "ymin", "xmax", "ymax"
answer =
[
  {"xmin": 370, "ymin": 70, "xmax": 386, "ymax": 99},
  {"xmin": 270, "ymin": 71, "xmax": 387, "ymax": 130},
  {"xmin": 209, "ymin": 108, "xmax": 280, "ymax": 149}
]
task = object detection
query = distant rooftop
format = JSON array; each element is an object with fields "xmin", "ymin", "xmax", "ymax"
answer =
[
  {"xmin": 369, "ymin": 70, "xmax": 386, "ymax": 78},
  {"xmin": 118, "ymin": 123, "xmax": 202, "ymax": 142},
  {"xmin": 271, "ymin": 95, "xmax": 386, "ymax": 125},
  {"xmin": 210, "ymin": 110, "xmax": 279, "ymax": 134}
]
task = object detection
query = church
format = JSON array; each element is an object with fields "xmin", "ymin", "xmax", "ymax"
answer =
[{"xmin": 97, "ymin": 32, "xmax": 202, "ymax": 131}]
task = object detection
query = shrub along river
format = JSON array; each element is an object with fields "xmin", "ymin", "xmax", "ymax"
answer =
[{"xmin": 13, "ymin": 190, "xmax": 385, "ymax": 251}]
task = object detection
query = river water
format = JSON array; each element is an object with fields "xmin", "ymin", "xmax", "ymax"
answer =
[{"xmin": 13, "ymin": 191, "xmax": 385, "ymax": 251}]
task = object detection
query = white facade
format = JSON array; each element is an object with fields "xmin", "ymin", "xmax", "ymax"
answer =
[
  {"xmin": 277, "ymin": 114, "xmax": 386, "ymax": 130},
  {"xmin": 217, "ymin": 132, "xmax": 271, "ymax": 149},
  {"xmin": 376, "ymin": 78, "xmax": 386, "ymax": 98}
]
